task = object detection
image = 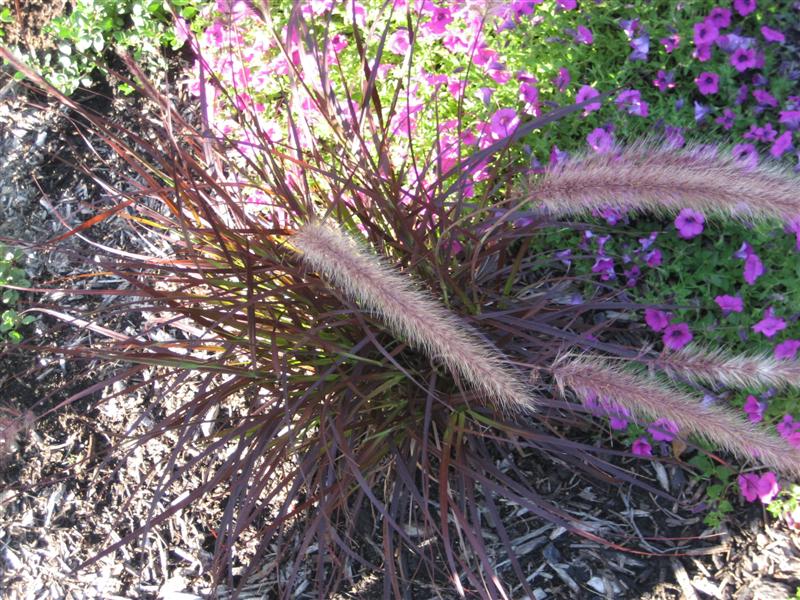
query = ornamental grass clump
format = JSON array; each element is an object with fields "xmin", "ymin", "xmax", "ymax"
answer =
[{"xmin": 3, "ymin": 2, "xmax": 800, "ymax": 598}]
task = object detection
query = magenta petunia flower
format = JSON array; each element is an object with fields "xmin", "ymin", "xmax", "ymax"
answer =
[
  {"xmin": 743, "ymin": 252, "xmax": 764, "ymax": 284},
  {"xmin": 648, "ymin": 418, "xmax": 679, "ymax": 442},
  {"xmin": 645, "ymin": 308, "xmax": 670, "ymax": 332},
  {"xmin": 770, "ymin": 131, "xmax": 793, "ymax": 158},
  {"xmin": 674, "ymin": 208, "xmax": 705, "ymax": 239},
  {"xmin": 715, "ymin": 294, "xmax": 744, "ymax": 315},
  {"xmin": 707, "ymin": 7, "xmax": 731, "ymax": 28},
  {"xmin": 733, "ymin": 0, "xmax": 757, "ymax": 17},
  {"xmin": 775, "ymin": 340, "xmax": 800, "ymax": 360},
  {"xmin": 716, "ymin": 108, "xmax": 736, "ymax": 130},
  {"xmin": 587, "ymin": 127, "xmax": 614, "ymax": 153},
  {"xmin": 752, "ymin": 307, "xmax": 787, "ymax": 338},
  {"xmin": 557, "ymin": 0, "xmax": 577, "ymax": 9},
  {"xmin": 553, "ymin": 67, "xmax": 571, "ymax": 92},
  {"xmin": 761, "ymin": 26, "xmax": 786, "ymax": 43},
  {"xmin": 738, "ymin": 472, "xmax": 779, "ymax": 503},
  {"xmin": 616, "ymin": 89, "xmax": 648, "ymax": 117},
  {"xmin": 743, "ymin": 394, "xmax": 764, "ymax": 423},
  {"xmin": 576, "ymin": 24, "xmax": 593, "ymax": 45},
  {"xmin": 732, "ymin": 143, "xmax": 758, "ymax": 169},
  {"xmin": 631, "ymin": 437, "xmax": 653, "ymax": 457},
  {"xmin": 653, "ymin": 69, "xmax": 676, "ymax": 92},
  {"xmin": 731, "ymin": 47, "xmax": 757, "ymax": 72},
  {"xmin": 423, "ymin": 6, "xmax": 453, "ymax": 35},
  {"xmin": 660, "ymin": 34, "xmax": 680, "ymax": 53},
  {"xmin": 489, "ymin": 108, "xmax": 519, "ymax": 139},
  {"xmin": 575, "ymin": 85, "xmax": 601, "ymax": 114},
  {"xmin": 738, "ymin": 473, "xmax": 760, "ymax": 502},
  {"xmin": 693, "ymin": 21, "xmax": 719, "ymax": 46},
  {"xmin": 695, "ymin": 71, "xmax": 719, "ymax": 95},
  {"xmin": 663, "ymin": 322, "xmax": 693, "ymax": 350},
  {"xmin": 753, "ymin": 89, "xmax": 778, "ymax": 107},
  {"xmin": 777, "ymin": 415, "xmax": 800, "ymax": 448},
  {"xmin": 387, "ymin": 28, "xmax": 410, "ymax": 54},
  {"xmin": 645, "ymin": 248, "xmax": 662, "ymax": 267}
]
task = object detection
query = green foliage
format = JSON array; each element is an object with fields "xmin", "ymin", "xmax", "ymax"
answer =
[
  {"xmin": 6, "ymin": 0, "xmax": 209, "ymax": 94},
  {"xmin": 0, "ymin": 245, "xmax": 34, "ymax": 343}
]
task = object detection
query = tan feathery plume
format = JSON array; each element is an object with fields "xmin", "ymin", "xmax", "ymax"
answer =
[
  {"xmin": 652, "ymin": 345, "xmax": 800, "ymax": 389},
  {"xmin": 292, "ymin": 221, "xmax": 541, "ymax": 413},
  {"xmin": 552, "ymin": 354, "xmax": 800, "ymax": 477},
  {"xmin": 523, "ymin": 141, "xmax": 800, "ymax": 222}
]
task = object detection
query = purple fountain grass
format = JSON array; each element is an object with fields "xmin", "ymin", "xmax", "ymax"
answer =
[
  {"xmin": 523, "ymin": 140, "xmax": 800, "ymax": 223},
  {"xmin": 293, "ymin": 220, "xmax": 541, "ymax": 414},
  {"xmin": 552, "ymin": 354, "xmax": 800, "ymax": 477},
  {"xmin": 651, "ymin": 345, "xmax": 800, "ymax": 389}
]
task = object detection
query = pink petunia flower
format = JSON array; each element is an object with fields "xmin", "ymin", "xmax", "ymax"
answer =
[
  {"xmin": 631, "ymin": 437, "xmax": 653, "ymax": 457},
  {"xmin": 663, "ymin": 322, "xmax": 693, "ymax": 350},
  {"xmin": 575, "ymin": 85, "xmax": 601, "ymax": 115},
  {"xmin": 731, "ymin": 47, "xmax": 758, "ymax": 72},
  {"xmin": 615, "ymin": 89, "xmax": 648, "ymax": 117},
  {"xmin": 387, "ymin": 29, "xmax": 410, "ymax": 54},
  {"xmin": 752, "ymin": 307, "xmax": 787, "ymax": 338},
  {"xmin": 777, "ymin": 415, "xmax": 800, "ymax": 448},
  {"xmin": 716, "ymin": 108, "xmax": 736, "ymax": 130},
  {"xmin": 707, "ymin": 7, "xmax": 731, "ymax": 28},
  {"xmin": 556, "ymin": 0, "xmax": 577, "ymax": 9},
  {"xmin": 770, "ymin": 131, "xmax": 794, "ymax": 158},
  {"xmin": 489, "ymin": 108, "xmax": 519, "ymax": 139},
  {"xmin": 738, "ymin": 472, "xmax": 779, "ymax": 503},
  {"xmin": 648, "ymin": 418, "xmax": 680, "ymax": 442},
  {"xmin": 715, "ymin": 294, "xmax": 744, "ymax": 315},
  {"xmin": 675, "ymin": 208, "xmax": 705, "ymax": 239},
  {"xmin": 743, "ymin": 394, "xmax": 764, "ymax": 423},
  {"xmin": 743, "ymin": 252, "xmax": 764, "ymax": 285},
  {"xmin": 733, "ymin": 0, "xmax": 757, "ymax": 17},
  {"xmin": 576, "ymin": 25, "xmax": 593, "ymax": 45},
  {"xmin": 761, "ymin": 26, "xmax": 786, "ymax": 44},
  {"xmin": 645, "ymin": 308, "xmax": 670, "ymax": 332},
  {"xmin": 423, "ymin": 6, "xmax": 453, "ymax": 35},
  {"xmin": 753, "ymin": 89, "xmax": 778, "ymax": 107},
  {"xmin": 693, "ymin": 21, "xmax": 719, "ymax": 46},
  {"xmin": 732, "ymin": 143, "xmax": 758, "ymax": 169},
  {"xmin": 661, "ymin": 34, "xmax": 680, "ymax": 53},
  {"xmin": 695, "ymin": 71, "xmax": 720, "ymax": 95},
  {"xmin": 587, "ymin": 127, "xmax": 614, "ymax": 153},
  {"xmin": 775, "ymin": 340, "xmax": 800, "ymax": 360}
]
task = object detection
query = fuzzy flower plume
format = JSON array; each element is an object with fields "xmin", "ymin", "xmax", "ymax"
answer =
[
  {"xmin": 652, "ymin": 345, "xmax": 800, "ymax": 389},
  {"xmin": 293, "ymin": 221, "xmax": 540, "ymax": 413},
  {"xmin": 523, "ymin": 141, "xmax": 800, "ymax": 223},
  {"xmin": 552, "ymin": 354, "xmax": 800, "ymax": 477}
]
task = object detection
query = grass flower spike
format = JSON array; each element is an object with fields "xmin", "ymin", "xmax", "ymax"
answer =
[
  {"xmin": 524, "ymin": 141, "xmax": 800, "ymax": 223},
  {"xmin": 652, "ymin": 345, "xmax": 800, "ymax": 389},
  {"xmin": 293, "ymin": 221, "xmax": 541, "ymax": 414},
  {"xmin": 553, "ymin": 354, "xmax": 800, "ymax": 477}
]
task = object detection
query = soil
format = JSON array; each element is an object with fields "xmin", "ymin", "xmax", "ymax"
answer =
[
  {"xmin": 0, "ymin": 57, "xmax": 799, "ymax": 600},
  {"xmin": 0, "ymin": 0, "xmax": 69, "ymax": 52}
]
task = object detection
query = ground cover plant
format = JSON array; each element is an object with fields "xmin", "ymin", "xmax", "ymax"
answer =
[{"xmin": 3, "ymin": 0, "xmax": 800, "ymax": 597}]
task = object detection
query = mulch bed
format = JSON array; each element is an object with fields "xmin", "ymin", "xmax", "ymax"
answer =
[{"xmin": 1, "ymin": 9, "xmax": 799, "ymax": 597}]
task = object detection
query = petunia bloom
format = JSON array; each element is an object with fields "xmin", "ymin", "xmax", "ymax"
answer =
[
  {"xmin": 631, "ymin": 437, "xmax": 653, "ymax": 456},
  {"xmin": 715, "ymin": 294, "xmax": 744, "ymax": 315},
  {"xmin": 733, "ymin": 0, "xmax": 757, "ymax": 17},
  {"xmin": 648, "ymin": 418, "xmax": 680, "ymax": 442},
  {"xmin": 575, "ymin": 85, "xmax": 601, "ymax": 115},
  {"xmin": 743, "ymin": 394, "xmax": 764, "ymax": 423},
  {"xmin": 663, "ymin": 322, "xmax": 693, "ymax": 350},
  {"xmin": 695, "ymin": 71, "xmax": 720, "ymax": 95},
  {"xmin": 738, "ymin": 472, "xmax": 779, "ymax": 504},
  {"xmin": 489, "ymin": 108, "xmax": 519, "ymax": 139},
  {"xmin": 731, "ymin": 47, "xmax": 758, "ymax": 72},
  {"xmin": 752, "ymin": 307, "xmax": 787, "ymax": 338},
  {"xmin": 761, "ymin": 26, "xmax": 786, "ymax": 43},
  {"xmin": 645, "ymin": 308, "xmax": 670, "ymax": 332},
  {"xmin": 775, "ymin": 340, "xmax": 800, "ymax": 360},
  {"xmin": 770, "ymin": 131, "xmax": 794, "ymax": 158},
  {"xmin": 586, "ymin": 127, "xmax": 614, "ymax": 153},
  {"xmin": 674, "ymin": 208, "xmax": 705, "ymax": 239}
]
